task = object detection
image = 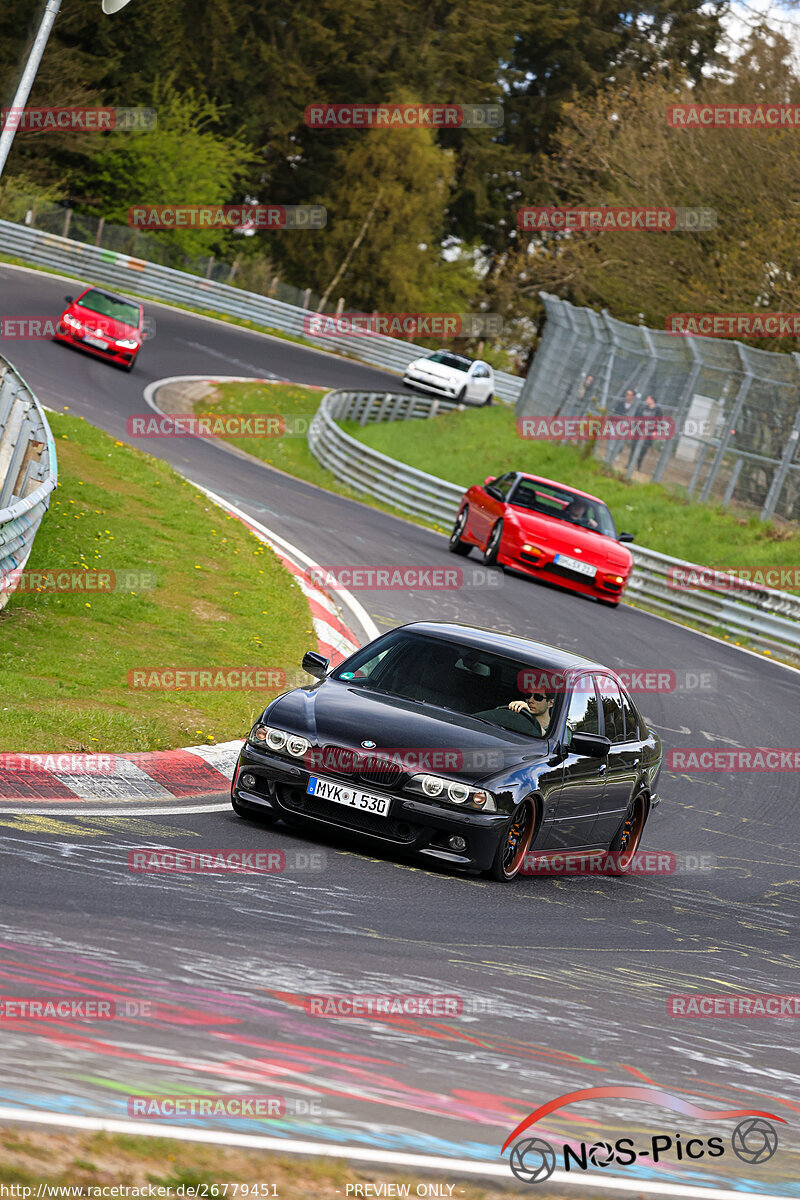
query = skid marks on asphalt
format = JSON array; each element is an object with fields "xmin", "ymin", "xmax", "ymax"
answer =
[{"xmin": 0, "ymin": 815, "xmax": 204, "ymax": 838}]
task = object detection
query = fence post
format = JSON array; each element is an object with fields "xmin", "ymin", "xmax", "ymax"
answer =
[
  {"xmin": 699, "ymin": 344, "xmax": 753, "ymax": 503},
  {"xmin": 94, "ymin": 216, "xmax": 105, "ymax": 247},
  {"xmin": 62, "ymin": 207, "xmax": 72, "ymax": 239},
  {"xmin": 598, "ymin": 311, "xmax": 618, "ymax": 413},
  {"xmin": 722, "ymin": 456, "xmax": 744, "ymax": 506}
]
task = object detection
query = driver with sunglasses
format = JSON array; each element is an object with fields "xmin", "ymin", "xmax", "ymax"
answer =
[
  {"xmin": 473, "ymin": 687, "xmax": 555, "ymax": 736},
  {"xmin": 509, "ymin": 690, "xmax": 555, "ymax": 736}
]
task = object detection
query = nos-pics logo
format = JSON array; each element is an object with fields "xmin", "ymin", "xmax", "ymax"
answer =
[{"xmin": 503, "ymin": 1086, "xmax": 784, "ymax": 1185}]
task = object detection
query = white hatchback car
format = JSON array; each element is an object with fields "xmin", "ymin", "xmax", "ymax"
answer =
[{"xmin": 403, "ymin": 350, "xmax": 494, "ymax": 406}]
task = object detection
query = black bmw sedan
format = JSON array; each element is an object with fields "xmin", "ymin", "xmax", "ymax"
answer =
[{"xmin": 231, "ymin": 622, "xmax": 663, "ymax": 882}]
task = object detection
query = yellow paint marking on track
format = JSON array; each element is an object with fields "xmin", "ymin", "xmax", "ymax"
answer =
[
  {"xmin": 0, "ymin": 815, "xmax": 203, "ymax": 838},
  {"xmin": 90, "ymin": 817, "xmax": 203, "ymax": 838},
  {"xmin": 0, "ymin": 815, "xmax": 102, "ymax": 837}
]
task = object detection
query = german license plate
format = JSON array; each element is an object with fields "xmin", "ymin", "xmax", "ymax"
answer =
[
  {"xmin": 307, "ymin": 775, "xmax": 391, "ymax": 816},
  {"xmin": 554, "ymin": 553, "xmax": 596, "ymax": 577},
  {"xmin": 84, "ymin": 334, "xmax": 109, "ymax": 349}
]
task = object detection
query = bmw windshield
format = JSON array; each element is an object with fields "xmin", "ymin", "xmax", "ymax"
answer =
[{"xmin": 332, "ymin": 630, "xmax": 561, "ymax": 737}]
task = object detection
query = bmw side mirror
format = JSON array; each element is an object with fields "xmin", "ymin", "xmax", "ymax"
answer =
[
  {"xmin": 302, "ymin": 650, "xmax": 329, "ymax": 680},
  {"xmin": 570, "ymin": 732, "xmax": 611, "ymax": 758},
  {"xmin": 618, "ymin": 532, "xmax": 634, "ymax": 543}
]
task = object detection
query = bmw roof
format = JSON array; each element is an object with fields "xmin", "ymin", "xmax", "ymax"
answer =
[{"xmin": 396, "ymin": 622, "xmax": 605, "ymax": 673}]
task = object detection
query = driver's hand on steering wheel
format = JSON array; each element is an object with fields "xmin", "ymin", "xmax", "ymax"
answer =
[{"xmin": 509, "ymin": 700, "xmax": 529, "ymax": 713}]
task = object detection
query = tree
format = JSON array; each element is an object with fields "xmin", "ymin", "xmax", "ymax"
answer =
[
  {"xmin": 276, "ymin": 120, "xmax": 463, "ymax": 313},
  {"xmin": 490, "ymin": 27, "xmax": 800, "ymax": 350},
  {"xmin": 83, "ymin": 84, "xmax": 253, "ymax": 256}
]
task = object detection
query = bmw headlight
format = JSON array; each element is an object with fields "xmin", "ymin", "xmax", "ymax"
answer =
[
  {"xmin": 406, "ymin": 773, "xmax": 496, "ymax": 812},
  {"xmin": 249, "ymin": 723, "xmax": 310, "ymax": 758}
]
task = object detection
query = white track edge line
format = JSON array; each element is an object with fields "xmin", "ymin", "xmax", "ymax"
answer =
[
  {"xmin": 0, "ymin": 1110, "xmax": 790, "ymax": 1199},
  {"xmin": 0, "ymin": 803, "xmax": 231, "ymax": 817}
]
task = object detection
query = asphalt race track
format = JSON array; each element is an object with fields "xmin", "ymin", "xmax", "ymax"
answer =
[{"xmin": 1, "ymin": 264, "xmax": 799, "ymax": 1195}]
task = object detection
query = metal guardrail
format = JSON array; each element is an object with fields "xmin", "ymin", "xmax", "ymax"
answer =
[
  {"xmin": 0, "ymin": 219, "xmax": 523, "ymax": 404},
  {"xmin": 309, "ymin": 389, "xmax": 800, "ymax": 661},
  {"xmin": 309, "ymin": 390, "xmax": 465, "ymax": 525},
  {"xmin": 0, "ymin": 356, "xmax": 58, "ymax": 612}
]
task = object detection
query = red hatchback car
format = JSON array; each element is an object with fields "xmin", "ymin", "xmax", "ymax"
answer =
[
  {"xmin": 54, "ymin": 287, "xmax": 145, "ymax": 371},
  {"xmin": 449, "ymin": 472, "xmax": 635, "ymax": 606}
]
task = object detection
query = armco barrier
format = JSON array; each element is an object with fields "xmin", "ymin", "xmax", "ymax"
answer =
[
  {"xmin": 309, "ymin": 390, "xmax": 800, "ymax": 661},
  {"xmin": 0, "ymin": 356, "xmax": 58, "ymax": 611},
  {"xmin": 0, "ymin": 219, "xmax": 523, "ymax": 405}
]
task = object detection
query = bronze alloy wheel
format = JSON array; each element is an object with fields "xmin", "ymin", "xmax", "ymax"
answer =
[
  {"xmin": 487, "ymin": 800, "xmax": 535, "ymax": 881},
  {"xmin": 614, "ymin": 796, "xmax": 647, "ymax": 873}
]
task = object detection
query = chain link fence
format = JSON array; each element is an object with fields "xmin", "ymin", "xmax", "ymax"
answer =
[{"xmin": 517, "ymin": 294, "xmax": 800, "ymax": 523}]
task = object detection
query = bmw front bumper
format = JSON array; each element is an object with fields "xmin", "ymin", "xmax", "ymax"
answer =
[{"xmin": 232, "ymin": 742, "xmax": 509, "ymax": 871}]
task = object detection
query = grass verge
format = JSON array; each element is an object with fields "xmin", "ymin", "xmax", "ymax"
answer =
[
  {"xmin": 0, "ymin": 412, "xmax": 312, "ymax": 753},
  {"xmin": 0, "ymin": 1126, "xmax": 571, "ymax": 1198},
  {"xmin": 192, "ymin": 381, "xmax": 424, "ymax": 526}
]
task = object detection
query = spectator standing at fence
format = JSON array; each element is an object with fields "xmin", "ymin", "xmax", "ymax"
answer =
[
  {"xmin": 606, "ymin": 388, "xmax": 637, "ymax": 465},
  {"xmin": 627, "ymin": 393, "xmax": 664, "ymax": 471}
]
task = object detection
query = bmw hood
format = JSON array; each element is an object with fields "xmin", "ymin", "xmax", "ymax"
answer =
[{"xmin": 262, "ymin": 680, "xmax": 547, "ymax": 782}]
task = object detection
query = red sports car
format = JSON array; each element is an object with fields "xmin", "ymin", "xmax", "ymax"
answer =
[
  {"xmin": 54, "ymin": 286, "xmax": 146, "ymax": 371},
  {"xmin": 449, "ymin": 472, "xmax": 635, "ymax": 606}
]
